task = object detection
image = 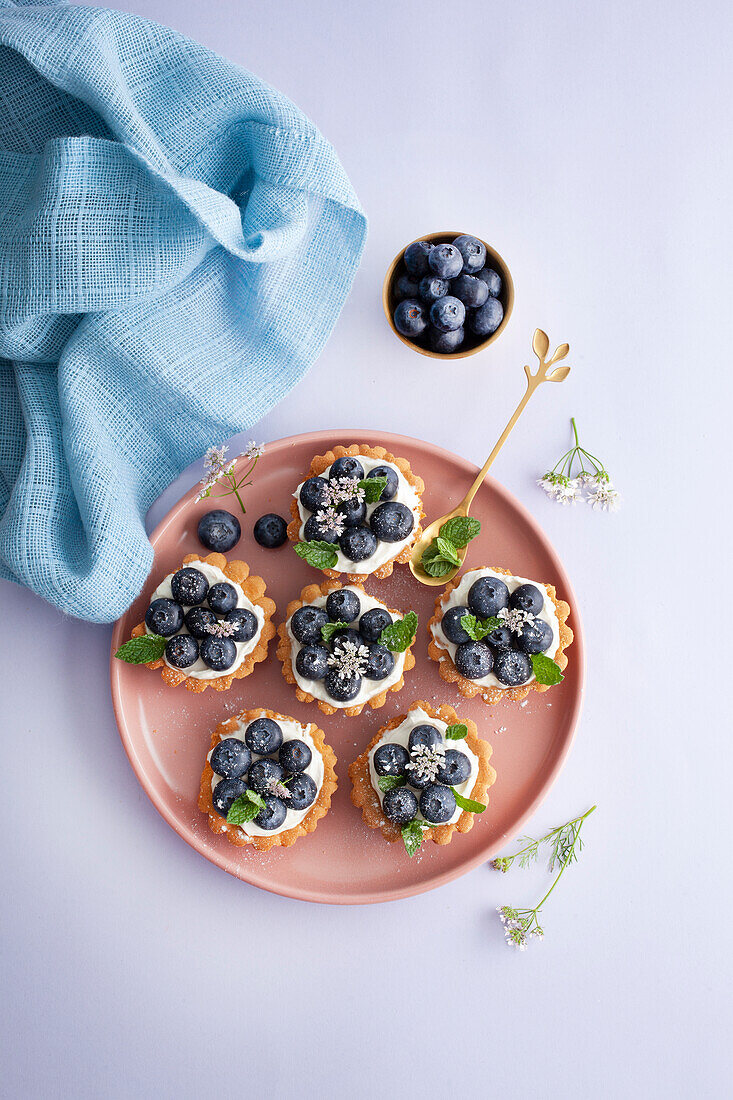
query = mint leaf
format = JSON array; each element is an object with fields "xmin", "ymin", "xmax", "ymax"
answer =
[
  {"xmin": 114, "ymin": 633, "xmax": 167, "ymax": 664},
  {"xmin": 439, "ymin": 516, "xmax": 481, "ymax": 548},
  {"xmin": 227, "ymin": 789, "xmax": 266, "ymax": 825},
  {"xmin": 358, "ymin": 476, "xmax": 388, "ymax": 504},
  {"xmin": 435, "ymin": 536, "xmax": 461, "ymax": 566},
  {"xmin": 452, "ymin": 788, "xmax": 486, "ymax": 814},
  {"xmin": 460, "ymin": 613, "xmax": 503, "ymax": 641},
  {"xmin": 379, "ymin": 610, "xmax": 418, "ymax": 652},
  {"xmin": 378, "ymin": 775, "xmax": 406, "ymax": 792},
  {"xmin": 321, "ymin": 620, "xmax": 350, "ymax": 644},
  {"xmin": 295, "ymin": 540, "xmax": 338, "ymax": 570},
  {"xmin": 445, "ymin": 723, "xmax": 468, "ymax": 740},
  {"xmin": 401, "ymin": 818, "xmax": 426, "ymax": 857},
  {"xmin": 531, "ymin": 653, "xmax": 564, "ymax": 685},
  {"xmin": 420, "ymin": 544, "xmax": 455, "ymax": 577}
]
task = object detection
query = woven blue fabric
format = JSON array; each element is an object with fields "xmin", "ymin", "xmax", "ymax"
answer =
[{"xmin": 0, "ymin": 1, "xmax": 366, "ymax": 622}]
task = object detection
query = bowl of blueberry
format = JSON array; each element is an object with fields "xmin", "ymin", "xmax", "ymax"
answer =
[{"xmin": 382, "ymin": 231, "xmax": 514, "ymax": 358}]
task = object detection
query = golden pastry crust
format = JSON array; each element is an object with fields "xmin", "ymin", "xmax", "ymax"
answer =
[
  {"xmin": 276, "ymin": 578, "xmax": 416, "ymax": 717},
  {"xmin": 427, "ymin": 565, "xmax": 573, "ymax": 705},
  {"xmin": 286, "ymin": 443, "xmax": 425, "ymax": 581},
  {"xmin": 198, "ymin": 707, "xmax": 337, "ymax": 851},
  {"xmin": 348, "ymin": 699, "xmax": 496, "ymax": 847},
  {"xmin": 129, "ymin": 552, "xmax": 276, "ymax": 693}
]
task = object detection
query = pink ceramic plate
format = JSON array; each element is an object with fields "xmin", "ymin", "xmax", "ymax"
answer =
[{"xmin": 110, "ymin": 430, "xmax": 584, "ymax": 904}]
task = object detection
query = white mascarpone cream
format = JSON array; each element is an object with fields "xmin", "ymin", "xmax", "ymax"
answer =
[
  {"xmin": 209, "ymin": 716, "xmax": 324, "ymax": 838},
  {"xmin": 430, "ymin": 567, "xmax": 560, "ymax": 691},
  {"xmin": 368, "ymin": 706, "xmax": 479, "ymax": 826},
  {"xmin": 287, "ymin": 585, "xmax": 406, "ymax": 708},
  {"xmin": 294, "ymin": 454, "xmax": 420, "ymax": 575},
  {"xmin": 146, "ymin": 560, "xmax": 265, "ymax": 680}
]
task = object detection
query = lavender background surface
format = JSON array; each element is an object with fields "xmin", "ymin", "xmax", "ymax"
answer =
[{"xmin": 1, "ymin": 1, "xmax": 730, "ymax": 1096}]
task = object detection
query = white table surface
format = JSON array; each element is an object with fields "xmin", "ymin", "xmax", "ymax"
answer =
[{"xmin": 2, "ymin": 1, "xmax": 730, "ymax": 1096}]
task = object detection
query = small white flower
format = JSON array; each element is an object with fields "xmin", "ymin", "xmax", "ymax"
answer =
[
  {"xmin": 586, "ymin": 480, "xmax": 621, "ymax": 512},
  {"xmin": 205, "ymin": 619, "xmax": 239, "ymax": 638},
  {"xmin": 405, "ymin": 741, "xmax": 446, "ymax": 784},
  {"xmin": 204, "ymin": 445, "xmax": 229, "ymax": 473},
  {"xmin": 315, "ymin": 507, "xmax": 346, "ymax": 537},
  {"xmin": 267, "ymin": 778, "xmax": 291, "ymax": 800},
  {"xmin": 555, "ymin": 477, "xmax": 580, "ymax": 505},
  {"xmin": 498, "ymin": 607, "xmax": 534, "ymax": 635},
  {"xmin": 327, "ymin": 640, "xmax": 369, "ymax": 679},
  {"xmin": 325, "ymin": 477, "xmax": 364, "ymax": 507},
  {"xmin": 243, "ymin": 441, "xmax": 265, "ymax": 460}
]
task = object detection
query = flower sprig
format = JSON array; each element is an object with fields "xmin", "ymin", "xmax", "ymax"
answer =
[
  {"xmin": 196, "ymin": 441, "xmax": 265, "ymax": 513},
  {"xmin": 538, "ymin": 419, "xmax": 619, "ymax": 511},
  {"xmin": 493, "ymin": 804, "xmax": 596, "ymax": 949}
]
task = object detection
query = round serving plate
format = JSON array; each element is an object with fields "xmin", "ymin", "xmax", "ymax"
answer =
[{"xmin": 110, "ymin": 429, "xmax": 584, "ymax": 904}]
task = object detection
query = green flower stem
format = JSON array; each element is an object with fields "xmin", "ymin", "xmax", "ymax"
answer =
[{"xmin": 528, "ymin": 805, "xmax": 596, "ymax": 912}]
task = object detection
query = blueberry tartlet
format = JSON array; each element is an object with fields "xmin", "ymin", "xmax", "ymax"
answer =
[
  {"xmin": 288, "ymin": 444, "xmax": 425, "ymax": 581},
  {"xmin": 198, "ymin": 707, "xmax": 337, "ymax": 851},
  {"xmin": 128, "ymin": 552, "xmax": 276, "ymax": 693},
  {"xmin": 276, "ymin": 580, "xmax": 418, "ymax": 717},
  {"xmin": 428, "ymin": 566, "xmax": 573, "ymax": 705},
  {"xmin": 348, "ymin": 700, "xmax": 496, "ymax": 854}
]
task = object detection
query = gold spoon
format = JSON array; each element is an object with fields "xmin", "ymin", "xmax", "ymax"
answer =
[{"xmin": 409, "ymin": 329, "xmax": 571, "ymax": 586}]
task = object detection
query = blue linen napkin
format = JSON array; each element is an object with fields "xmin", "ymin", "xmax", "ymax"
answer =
[{"xmin": 0, "ymin": 0, "xmax": 367, "ymax": 622}]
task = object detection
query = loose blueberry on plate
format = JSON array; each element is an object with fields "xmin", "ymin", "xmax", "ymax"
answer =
[
  {"xmin": 436, "ymin": 749, "xmax": 471, "ymax": 786},
  {"xmin": 185, "ymin": 606, "xmax": 217, "ymax": 638},
  {"xmin": 329, "ymin": 456, "xmax": 365, "ymax": 482},
  {"xmin": 253, "ymin": 513, "xmax": 287, "ymax": 548},
  {"xmin": 373, "ymin": 742, "xmax": 410, "ymax": 776},
  {"xmin": 303, "ymin": 514, "xmax": 340, "ymax": 543},
  {"xmin": 419, "ymin": 783, "xmax": 456, "ymax": 824},
  {"xmin": 408, "ymin": 724, "xmax": 443, "ymax": 752},
  {"xmin": 145, "ymin": 597, "xmax": 184, "ymax": 637},
  {"xmin": 291, "ymin": 606, "xmax": 329, "ymax": 645},
  {"xmin": 340, "ymin": 525, "xmax": 378, "ymax": 562},
  {"xmin": 200, "ymin": 636, "xmax": 237, "ymax": 671},
  {"xmin": 207, "ymin": 581, "xmax": 238, "ymax": 615},
  {"xmin": 487, "ymin": 625, "xmax": 513, "ymax": 649},
  {"xmin": 286, "ymin": 773, "xmax": 318, "ymax": 811},
  {"xmin": 452, "ymin": 233, "xmax": 487, "ymax": 274},
  {"xmin": 326, "ymin": 588, "xmax": 361, "ymax": 622},
  {"xmin": 300, "ymin": 476, "xmax": 330, "ymax": 513},
  {"xmin": 197, "ymin": 510, "xmax": 241, "ymax": 553},
  {"xmin": 165, "ymin": 634, "xmax": 199, "ymax": 669},
  {"xmin": 470, "ymin": 296, "xmax": 504, "ymax": 337},
  {"xmin": 468, "ymin": 575, "xmax": 510, "ymax": 618},
  {"xmin": 382, "ymin": 786, "xmax": 419, "ymax": 826},
  {"xmin": 430, "ymin": 295, "xmax": 466, "ymax": 333},
  {"xmin": 394, "ymin": 298, "xmax": 428, "ymax": 338},
  {"xmin": 403, "ymin": 240, "xmax": 433, "ymax": 277},
  {"xmin": 336, "ymin": 497, "xmax": 367, "ymax": 528},
  {"xmin": 295, "ymin": 643, "xmax": 330, "ymax": 680},
  {"xmin": 451, "ymin": 273, "xmax": 489, "ymax": 309},
  {"xmin": 224, "ymin": 607, "xmax": 258, "ymax": 643},
  {"xmin": 212, "ymin": 777, "xmax": 248, "ymax": 817},
  {"xmin": 510, "ymin": 583, "xmax": 544, "ymax": 615},
  {"xmin": 428, "ymin": 243, "xmax": 463, "ymax": 280},
  {"xmin": 455, "ymin": 640, "xmax": 494, "ymax": 679},
  {"xmin": 279, "ymin": 739, "xmax": 312, "ymax": 774},
  {"xmin": 365, "ymin": 643, "xmax": 395, "ymax": 681},
  {"xmin": 253, "ymin": 794, "xmax": 288, "ymax": 831},
  {"xmin": 324, "ymin": 670, "xmax": 362, "ymax": 702},
  {"xmin": 516, "ymin": 617, "xmax": 553, "ymax": 655},
  {"xmin": 419, "ymin": 275, "xmax": 449, "ymax": 303},
  {"xmin": 370, "ymin": 501, "xmax": 414, "ymax": 542},
  {"xmin": 248, "ymin": 758, "xmax": 285, "ymax": 795},
  {"xmin": 394, "ymin": 272, "xmax": 420, "ymax": 300},
  {"xmin": 170, "ymin": 567, "xmax": 209, "ymax": 606},
  {"xmin": 429, "ymin": 326, "xmax": 464, "ymax": 353},
  {"xmin": 493, "ymin": 648, "xmax": 532, "ymax": 686},
  {"xmin": 245, "ymin": 717, "xmax": 283, "ymax": 755},
  {"xmin": 210, "ymin": 737, "xmax": 252, "ymax": 779},
  {"xmin": 476, "ymin": 267, "xmax": 502, "ymax": 297},
  {"xmin": 330, "ymin": 627, "xmax": 363, "ymax": 648},
  {"xmin": 441, "ymin": 605, "xmax": 473, "ymax": 644},
  {"xmin": 366, "ymin": 465, "xmax": 398, "ymax": 501},
  {"xmin": 359, "ymin": 606, "xmax": 393, "ymax": 642}
]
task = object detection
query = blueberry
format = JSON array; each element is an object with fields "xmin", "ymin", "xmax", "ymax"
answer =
[
  {"xmin": 326, "ymin": 588, "xmax": 361, "ymax": 623},
  {"xmin": 487, "ymin": 625, "xmax": 513, "ymax": 649},
  {"xmin": 170, "ymin": 568, "xmax": 209, "ymax": 606},
  {"xmin": 184, "ymin": 606, "xmax": 217, "ymax": 638},
  {"xmin": 290, "ymin": 605, "xmax": 329, "ymax": 645},
  {"xmin": 419, "ymin": 275, "xmax": 449, "ymax": 303},
  {"xmin": 408, "ymin": 724, "xmax": 443, "ymax": 753},
  {"xmin": 210, "ymin": 737, "xmax": 252, "ymax": 779},
  {"xmin": 451, "ymin": 273, "xmax": 489, "ymax": 309},
  {"xmin": 300, "ymin": 476, "xmax": 330, "ymax": 513},
  {"xmin": 207, "ymin": 582, "xmax": 238, "ymax": 615},
  {"xmin": 382, "ymin": 786, "xmax": 419, "ymax": 826},
  {"xmin": 373, "ymin": 742, "xmax": 410, "ymax": 777},
  {"xmin": 419, "ymin": 783, "xmax": 456, "ymax": 824},
  {"xmin": 329, "ymin": 456, "xmax": 365, "ymax": 481},
  {"xmin": 369, "ymin": 501, "xmax": 414, "ymax": 542},
  {"xmin": 403, "ymin": 240, "xmax": 433, "ymax": 277},
  {"xmin": 145, "ymin": 598, "xmax": 184, "ymax": 637},
  {"xmin": 253, "ymin": 513, "xmax": 287, "ymax": 548},
  {"xmin": 279, "ymin": 739, "xmax": 312, "ymax": 774},
  {"xmin": 494, "ymin": 648, "xmax": 532, "ymax": 686},
  {"xmin": 224, "ymin": 607, "xmax": 258, "ymax": 643},
  {"xmin": 394, "ymin": 271, "xmax": 420, "ymax": 300},
  {"xmin": 324, "ymin": 670, "xmax": 362, "ymax": 702},
  {"xmin": 394, "ymin": 299, "xmax": 428, "ymax": 338},
  {"xmin": 337, "ymin": 497, "xmax": 367, "ymax": 528},
  {"xmin": 428, "ymin": 243, "xmax": 463, "ymax": 280},
  {"xmin": 477, "ymin": 267, "xmax": 502, "ymax": 297},
  {"xmin": 199, "ymin": 636, "xmax": 237, "ymax": 671},
  {"xmin": 516, "ymin": 618, "xmax": 554, "ymax": 655},
  {"xmin": 364, "ymin": 643, "xmax": 395, "ymax": 681},
  {"xmin": 510, "ymin": 583, "xmax": 544, "ymax": 615},
  {"xmin": 470, "ymin": 297, "xmax": 504, "ymax": 337},
  {"xmin": 164, "ymin": 634, "xmax": 199, "ymax": 669},
  {"xmin": 441, "ymin": 605, "xmax": 472, "ymax": 645},
  {"xmin": 286, "ymin": 773, "xmax": 318, "ymax": 811},
  {"xmin": 367, "ymin": 465, "xmax": 399, "ymax": 501},
  {"xmin": 253, "ymin": 795, "xmax": 288, "ymax": 831},
  {"xmin": 468, "ymin": 576, "xmax": 510, "ymax": 618},
  {"xmin": 248, "ymin": 758, "xmax": 284, "ymax": 795},
  {"xmin": 212, "ymin": 777, "xmax": 249, "ymax": 818},
  {"xmin": 452, "ymin": 234, "xmax": 487, "ymax": 274},
  {"xmin": 330, "ymin": 627, "xmax": 363, "ymax": 648},
  {"xmin": 245, "ymin": 717, "xmax": 283, "ymax": 755},
  {"xmin": 404, "ymin": 769, "xmax": 433, "ymax": 791},
  {"xmin": 303, "ymin": 514, "xmax": 340, "ymax": 543},
  {"xmin": 295, "ymin": 644, "xmax": 330, "ymax": 680},
  {"xmin": 339, "ymin": 525, "xmax": 378, "ymax": 562},
  {"xmin": 430, "ymin": 296, "xmax": 466, "ymax": 333},
  {"xmin": 455, "ymin": 640, "xmax": 493, "ymax": 680},
  {"xmin": 197, "ymin": 510, "xmax": 241, "ymax": 553},
  {"xmin": 429, "ymin": 326, "xmax": 464, "ymax": 353},
  {"xmin": 436, "ymin": 749, "xmax": 471, "ymax": 786},
  {"xmin": 359, "ymin": 606, "xmax": 393, "ymax": 642}
]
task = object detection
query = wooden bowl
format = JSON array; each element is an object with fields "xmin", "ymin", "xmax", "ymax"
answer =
[{"xmin": 382, "ymin": 231, "xmax": 514, "ymax": 359}]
